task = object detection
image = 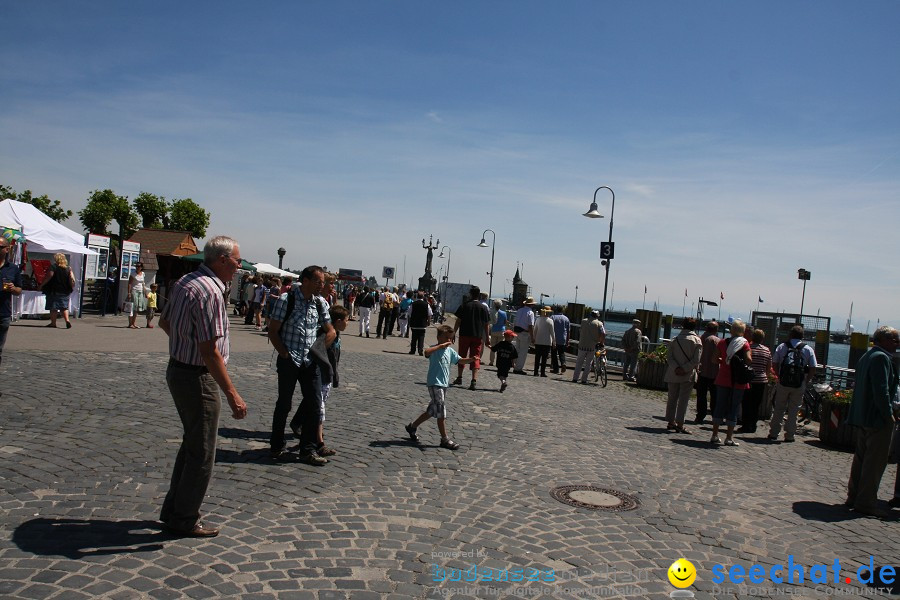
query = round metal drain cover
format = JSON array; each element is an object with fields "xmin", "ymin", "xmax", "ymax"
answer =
[{"xmin": 550, "ymin": 485, "xmax": 640, "ymax": 512}]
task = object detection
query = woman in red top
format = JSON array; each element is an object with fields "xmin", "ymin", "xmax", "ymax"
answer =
[{"xmin": 711, "ymin": 320, "xmax": 752, "ymax": 446}]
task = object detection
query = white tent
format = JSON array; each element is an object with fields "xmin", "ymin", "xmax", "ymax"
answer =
[
  {"xmin": 0, "ymin": 199, "xmax": 97, "ymax": 319},
  {"xmin": 252, "ymin": 262, "xmax": 295, "ymax": 278}
]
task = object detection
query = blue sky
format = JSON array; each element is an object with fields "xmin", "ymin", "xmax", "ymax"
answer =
[{"xmin": 2, "ymin": 1, "xmax": 898, "ymax": 329}]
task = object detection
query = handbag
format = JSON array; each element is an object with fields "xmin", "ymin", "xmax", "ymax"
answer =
[
  {"xmin": 730, "ymin": 353, "xmax": 754, "ymax": 385},
  {"xmin": 123, "ymin": 301, "xmax": 134, "ymax": 316}
]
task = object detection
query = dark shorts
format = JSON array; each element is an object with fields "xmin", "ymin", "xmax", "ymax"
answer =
[{"xmin": 458, "ymin": 336, "xmax": 483, "ymax": 370}]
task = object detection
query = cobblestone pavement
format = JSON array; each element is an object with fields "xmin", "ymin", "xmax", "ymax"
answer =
[{"xmin": 1, "ymin": 316, "xmax": 898, "ymax": 599}]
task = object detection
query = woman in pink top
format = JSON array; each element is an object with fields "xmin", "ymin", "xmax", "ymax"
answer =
[{"xmin": 710, "ymin": 320, "xmax": 752, "ymax": 447}]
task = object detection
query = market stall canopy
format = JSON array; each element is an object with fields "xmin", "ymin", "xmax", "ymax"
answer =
[
  {"xmin": 182, "ymin": 251, "xmax": 257, "ymax": 272},
  {"xmin": 0, "ymin": 199, "xmax": 97, "ymax": 255},
  {"xmin": 251, "ymin": 262, "xmax": 296, "ymax": 278}
]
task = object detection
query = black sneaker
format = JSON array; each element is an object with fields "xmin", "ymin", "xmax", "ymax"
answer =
[
  {"xmin": 452, "ymin": 376, "xmax": 463, "ymax": 386},
  {"xmin": 500, "ymin": 382, "xmax": 507, "ymax": 393},
  {"xmin": 270, "ymin": 445, "xmax": 287, "ymax": 460},
  {"xmin": 405, "ymin": 423, "xmax": 419, "ymax": 442}
]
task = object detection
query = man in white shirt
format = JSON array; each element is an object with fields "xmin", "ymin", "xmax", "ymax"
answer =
[{"xmin": 512, "ymin": 297, "xmax": 537, "ymax": 374}]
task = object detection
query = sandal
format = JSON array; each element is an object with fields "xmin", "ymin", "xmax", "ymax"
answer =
[
  {"xmin": 317, "ymin": 445, "xmax": 337, "ymax": 457},
  {"xmin": 724, "ymin": 439, "xmax": 739, "ymax": 447},
  {"xmin": 440, "ymin": 438, "xmax": 460, "ymax": 450},
  {"xmin": 675, "ymin": 426, "xmax": 692, "ymax": 435}
]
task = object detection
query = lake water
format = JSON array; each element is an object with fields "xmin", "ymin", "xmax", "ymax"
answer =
[{"xmin": 604, "ymin": 320, "xmax": 850, "ymax": 368}]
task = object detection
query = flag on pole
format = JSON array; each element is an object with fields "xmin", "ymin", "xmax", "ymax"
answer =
[
  {"xmin": 720, "ymin": 291, "xmax": 725, "ymax": 300},
  {"xmin": 685, "ymin": 288, "xmax": 688, "ymax": 297},
  {"xmin": 759, "ymin": 296, "xmax": 764, "ymax": 303},
  {"xmin": 644, "ymin": 285, "xmax": 647, "ymax": 294}
]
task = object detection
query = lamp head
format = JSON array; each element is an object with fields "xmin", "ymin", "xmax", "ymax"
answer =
[
  {"xmin": 583, "ymin": 202, "xmax": 604, "ymax": 218},
  {"xmin": 477, "ymin": 238, "xmax": 488, "ymax": 247}
]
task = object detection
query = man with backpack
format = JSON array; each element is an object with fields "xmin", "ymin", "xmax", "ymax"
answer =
[
  {"xmin": 767, "ymin": 325, "xmax": 818, "ymax": 443},
  {"xmin": 267, "ymin": 265, "xmax": 336, "ymax": 465},
  {"xmin": 375, "ymin": 287, "xmax": 396, "ymax": 339}
]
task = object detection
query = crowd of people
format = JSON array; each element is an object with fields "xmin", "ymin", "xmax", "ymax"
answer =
[{"xmin": 6, "ymin": 234, "xmax": 898, "ymax": 538}]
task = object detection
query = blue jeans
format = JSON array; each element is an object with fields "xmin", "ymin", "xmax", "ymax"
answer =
[{"xmin": 713, "ymin": 385, "xmax": 744, "ymax": 427}]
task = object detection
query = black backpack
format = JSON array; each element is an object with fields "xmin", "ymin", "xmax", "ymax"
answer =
[{"xmin": 778, "ymin": 342, "xmax": 807, "ymax": 388}]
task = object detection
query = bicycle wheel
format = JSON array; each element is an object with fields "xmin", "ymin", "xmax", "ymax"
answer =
[
  {"xmin": 600, "ymin": 362, "xmax": 608, "ymax": 387},
  {"xmin": 592, "ymin": 358, "xmax": 600, "ymax": 383}
]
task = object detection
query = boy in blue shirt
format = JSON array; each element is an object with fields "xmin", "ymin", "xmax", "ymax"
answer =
[{"xmin": 405, "ymin": 325, "xmax": 474, "ymax": 450}]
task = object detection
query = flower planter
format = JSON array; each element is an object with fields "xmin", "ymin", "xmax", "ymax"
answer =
[
  {"xmin": 636, "ymin": 358, "xmax": 667, "ymax": 390},
  {"xmin": 818, "ymin": 400, "xmax": 855, "ymax": 449}
]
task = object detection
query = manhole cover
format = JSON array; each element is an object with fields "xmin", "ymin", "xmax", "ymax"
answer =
[{"xmin": 550, "ymin": 485, "xmax": 640, "ymax": 512}]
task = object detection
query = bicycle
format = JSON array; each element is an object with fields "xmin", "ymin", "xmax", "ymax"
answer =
[
  {"xmin": 592, "ymin": 345, "xmax": 608, "ymax": 387},
  {"xmin": 797, "ymin": 379, "xmax": 830, "ymax": 425}
]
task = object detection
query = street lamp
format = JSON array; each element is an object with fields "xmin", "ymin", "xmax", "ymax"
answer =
[
  {"xmin": 582, "ymin": 186, "xmax": 616, "ymax": 323},
  {"xmin": 477, "ymin": 229, "xmax": 496, "ymax": 299},
  {"xmin": 798, "ymin": 268, "xmax": 811, "ymax": 316},
  {"xmin": 438, "ymin": 246, "xmax": 451, "ymax": 284},
  {"xmin": 438, "ymin": 245, "xmax": 451, "ymax": 304},
  {"xmin": 277, "ymin": 247, "xmax": 286, "ymax": 270}
]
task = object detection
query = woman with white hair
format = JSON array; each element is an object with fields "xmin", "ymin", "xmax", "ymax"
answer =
[
  {"xmin": 40, "ymin": 253, "xmax": 75, "ymax": 329},
  {"xmin": 710, "ymin": 320, "xmax": 753, "ymax": 446}
]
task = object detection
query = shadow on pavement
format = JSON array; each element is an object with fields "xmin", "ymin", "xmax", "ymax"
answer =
[
  {"xmin": 218, "ymin": 427, "xmax": 270, "ymax": 441},
  {"xmin": 803, "ymin": 439, "xmax": 854, "ymax": 454},
  {"xmin": 216, "ymin": 447, "xmax": 275, "ymax": 463},
  {"xmin": 736, "ymin": 436, "xmax": 775, "ymax": 445},
  {"xmin": 625, "ymin": 425, "xmax": 670, "ymax": 435},
  {"xmin": 369, "ymin": 439, "xmax": 426, "ymax": 449},
  {"xmin": 669, "ymin": 438, "xmax": 721, "ymax": 449},
  {"xmin": 13, "ymin": 518, "xmax": 166, "ymax": 559},
  {"xmin": 791, "ymin": 501, "xmax": 883, "ymax": 523}
]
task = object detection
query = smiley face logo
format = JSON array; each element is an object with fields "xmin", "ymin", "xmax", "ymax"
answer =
[{"xmin": 668, "ymin": 558, "xmax": 696, "ymax": 588}]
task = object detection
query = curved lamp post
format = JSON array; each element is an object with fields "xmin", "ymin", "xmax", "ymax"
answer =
[
  {"xmin": 583, "ymin": 186, "xmax": 615, "ymax": 323},
  {"xmin": 477, "ymin": 229, "xmax": 496, "ymax": 299},
  {"xmin": 438, "ymin": 245, "xmax": 451, "ymax": 315},
  {"xmin": 438, "ymin": 246, "xmax": 451, "ymax": 284}
]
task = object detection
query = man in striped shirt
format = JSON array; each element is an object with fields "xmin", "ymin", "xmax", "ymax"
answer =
[{"xmin": 158, "ymin": 235, "xmax": 247, "ymax": 538}]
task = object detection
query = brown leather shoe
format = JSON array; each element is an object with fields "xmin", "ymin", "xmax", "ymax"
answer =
[{"xmin": 164, "ymin": 521, "xmax": 220, "ymax": 537}]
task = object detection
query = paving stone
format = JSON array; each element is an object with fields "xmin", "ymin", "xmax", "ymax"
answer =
[{"xmin": 0, "ymin": 330, "xmax": 894, "ymax": 600}]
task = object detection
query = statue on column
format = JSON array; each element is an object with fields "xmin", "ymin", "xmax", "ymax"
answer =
[{"xmin": 418, "ymin": 234, "xmax": 439, "ymax": 293}]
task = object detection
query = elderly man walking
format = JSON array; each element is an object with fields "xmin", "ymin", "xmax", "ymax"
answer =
[
  {"xmin": 664, "ymin": 317, "xmax": 702, "ymax": 434},
  {"xmin": 512, "ymin": 297, "xmax": 537, "ymax": 375},
  {"xmin": 845, "ymin": 326, "xmax": 900, "ymax": 518},
  {"xmin": 572, "ymin": 310, "xmax": 605, "ymax": 384},
  {"xmin": 159, "ymin": 236, "xmax": 248, "ymax": 538},
  {"xmin": 621, "ymin": 319, "xmax": 642, "ymax": 381}
]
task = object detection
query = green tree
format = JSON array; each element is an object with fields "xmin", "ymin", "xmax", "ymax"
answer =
[
  {"xmin": 133, "ymin": 192, "xmax": 169, "ymax": 229},
  {"xmin": 168, "ymin": 198, "xmax": 210, "ymax": 238},
  {"xmin": 1, "ymin": 184, "xmax": 73, "ymax": 222},
  {"xmin": 78, "ymin": 189, "xmax": 139, "ymax": 238}
]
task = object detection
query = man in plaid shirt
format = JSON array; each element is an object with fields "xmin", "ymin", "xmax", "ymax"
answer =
[{"xmin": 268, "ymin": 265, "xmax": 336, "ymax": 465}]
